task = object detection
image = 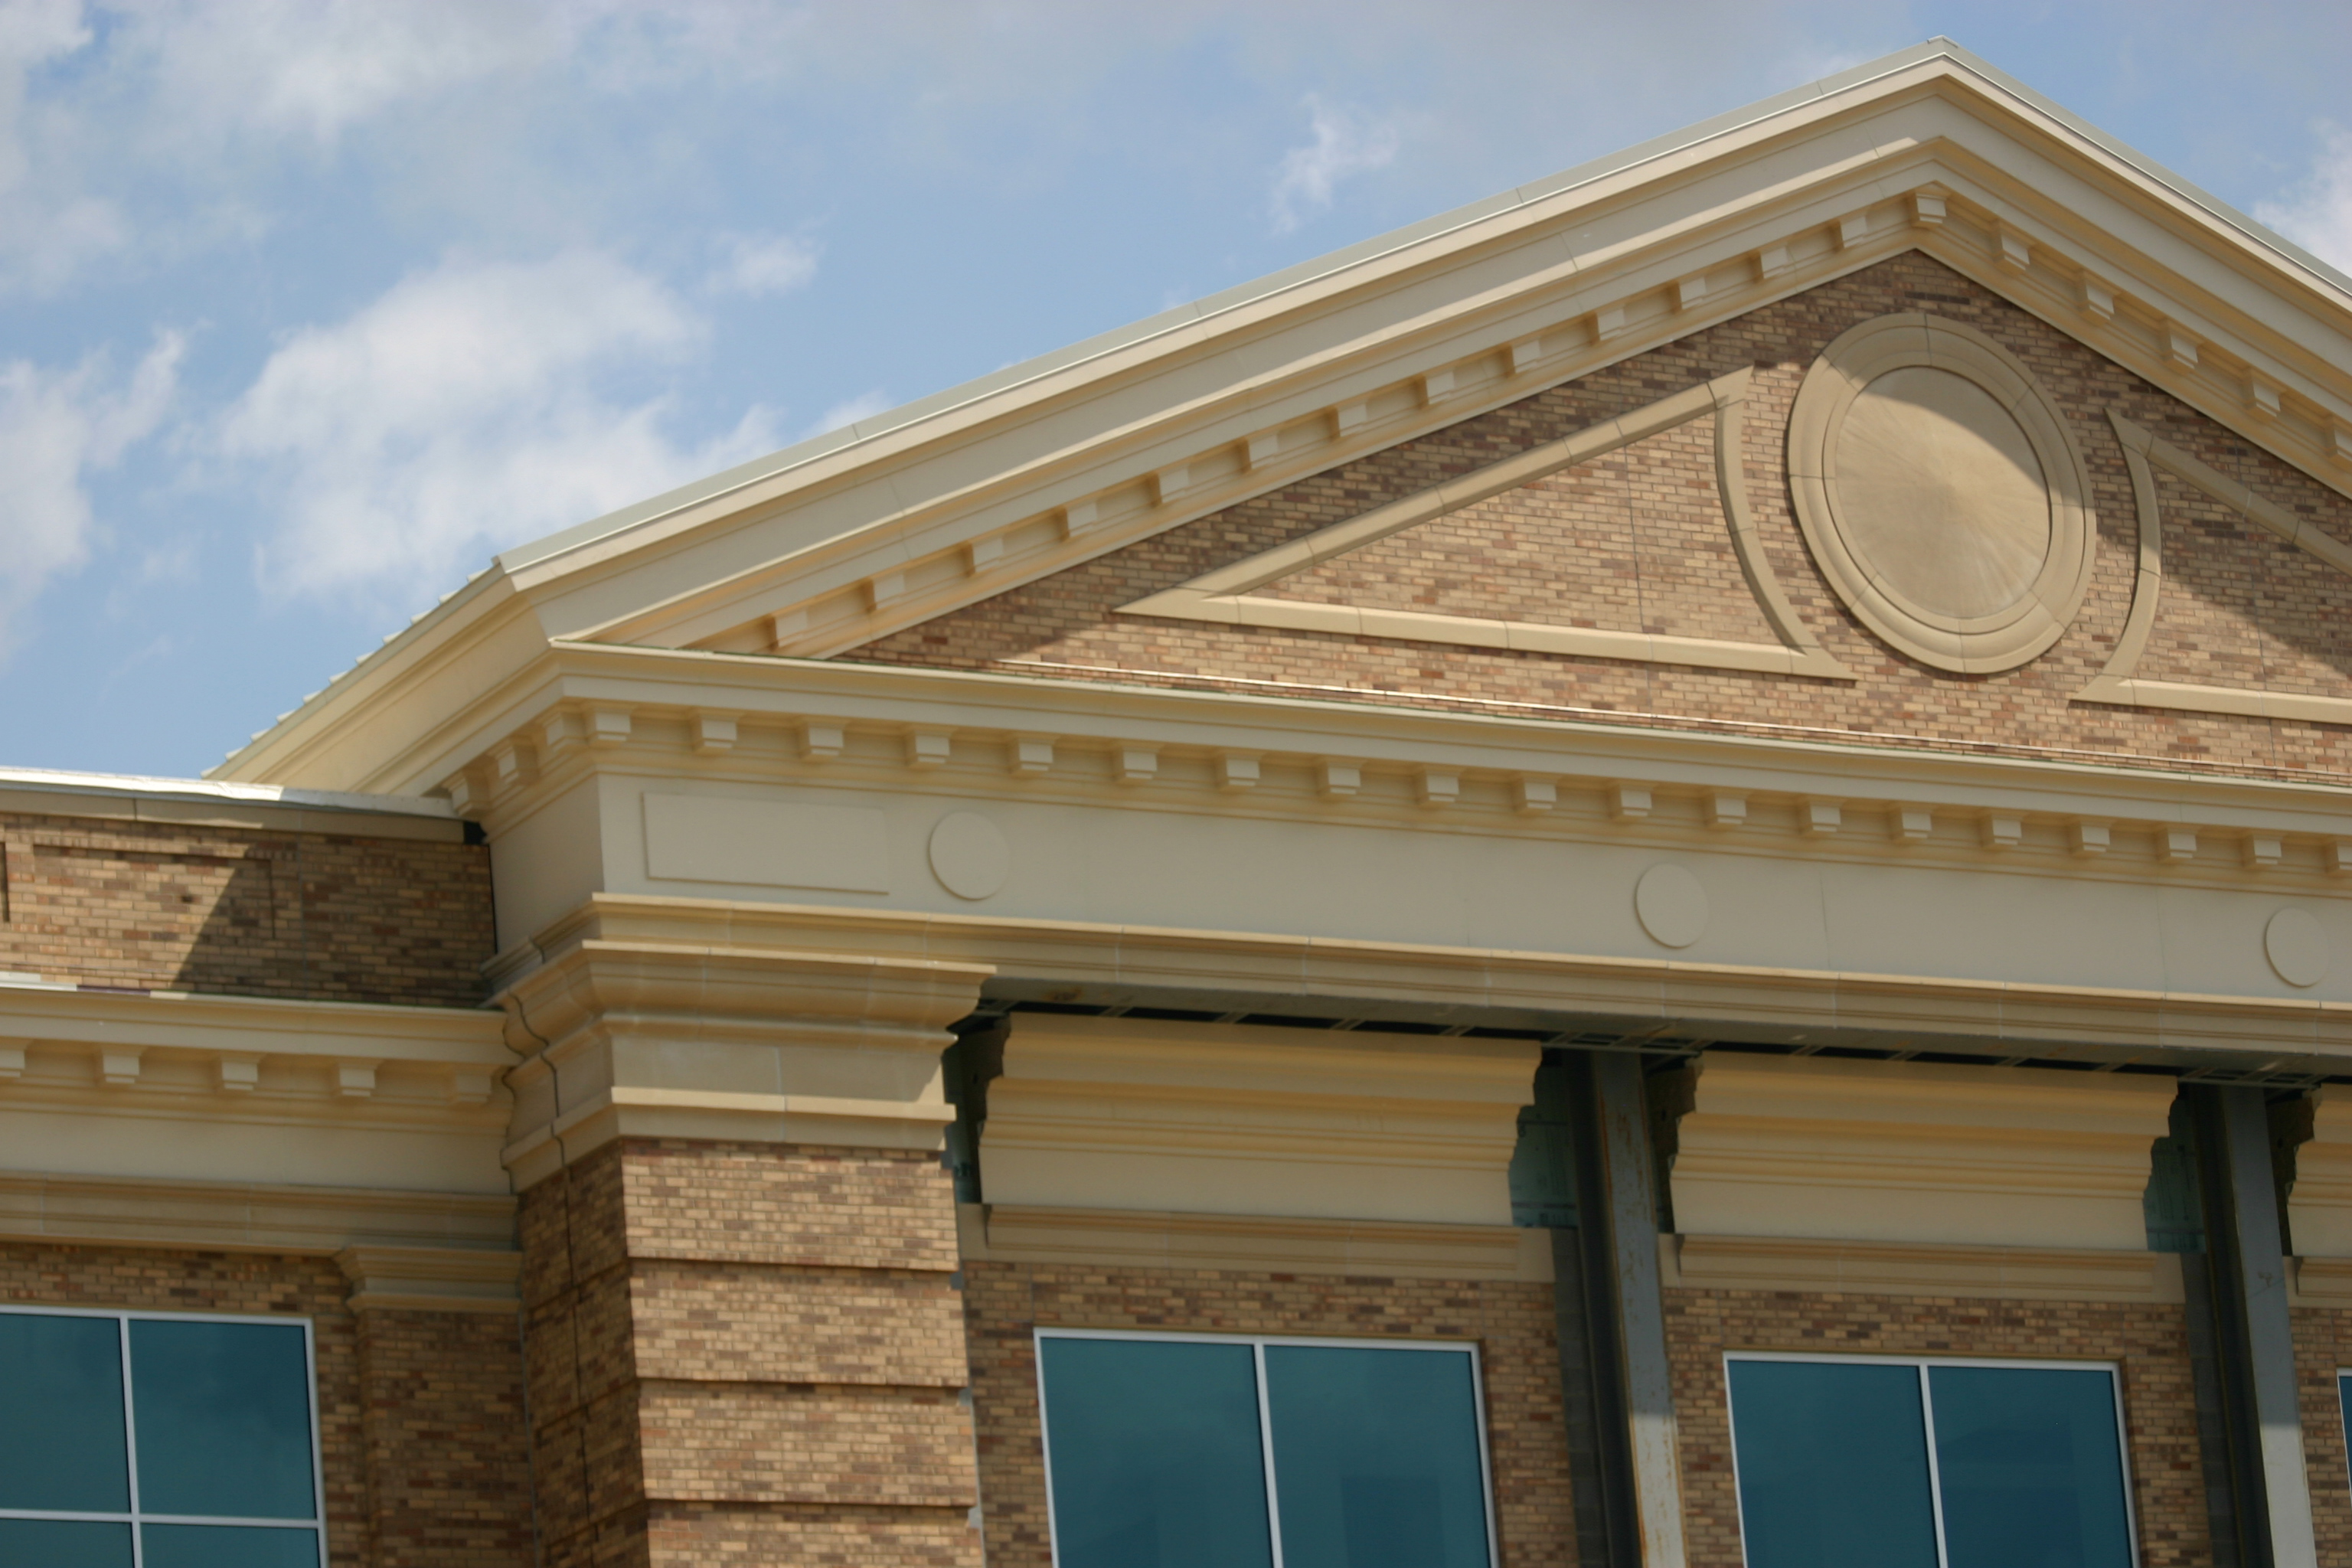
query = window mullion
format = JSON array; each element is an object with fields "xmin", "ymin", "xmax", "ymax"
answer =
[
  {"xmin": 1916, "ymin": 1362, "xmax": 1951, "ymax": 1568},
  {"xmin": 117, "ymin": 1314, "xmax": 145, "ymax": 1568},
  {"xmin": 1254, "ymin": 1341, "xmax": 1286, "ymax": 1568}
]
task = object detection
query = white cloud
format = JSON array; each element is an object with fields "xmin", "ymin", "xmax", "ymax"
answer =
[
  {"xmin": 2257, "ymin": 122, "xmax": 2352, "ymax": 273},
  {"xmin": 1269, "ymin": 95, "xmax": 1402, "ymax": 233},
  {"xmin": 0, "ymin": 332, "xmax": 181, "ymax": 651},
  {"xmin": 217, "ymin": 251, "xmax": 780, "ymax": 603},
  {"xmin": 708, "ymin": 233, "xmax": 820, "ymax": 298},
  {"xmin": 126, "ymin": 0, "xmax": 562, "ymax": 151}
]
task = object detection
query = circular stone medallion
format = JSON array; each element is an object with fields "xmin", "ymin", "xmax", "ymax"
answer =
[
  {"xmin": 1634, "ymin": 864, "xmax": 1709, "ymax": 949},
  {"xmin": 1788, "ymin": 314, "xmax": 2096, "ymax": 673},
  {"xmin": 929, "ymin": 812, "xmax": 1011, "ymax": 900},
  {"xmin": 2265, "ymin": 907, "xmax": 2332, "ymax": 989}
]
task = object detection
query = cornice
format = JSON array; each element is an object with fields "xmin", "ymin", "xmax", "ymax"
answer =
[
  {"xmin": 426, "ymin": 648, "xmax": 2352, "ymax": 900},
  {"xmin": 493, "ymin": 894, "xmax": 2352, "ymax": 1075},
  {"xmin": 0, "ymin": 979, "xmax": 511, "ymax": 1119},
  {"xmin": 0, "ymin": 1168, "xmax": 514, "ymax": 1258}
]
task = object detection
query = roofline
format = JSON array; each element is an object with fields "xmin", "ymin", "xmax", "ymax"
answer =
[
  {"xmin": 492, "ymin": 35, "xmax": 2350, "ymax": 581},
  {"xmin": 0, "ymin": 764, "xmax": 459, "ymax": 822}
]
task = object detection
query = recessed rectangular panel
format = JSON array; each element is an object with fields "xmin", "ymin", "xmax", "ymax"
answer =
[
  {"xmin": 642, "ymin": 793, "xmax": 890, "ymax": 892},
  {"xmin": 1726, "ymin": 1359, "xmax": 1939, "ymax": 1568},
  {"xmin": 0, "ymin": 1312, "xmax": 129, "ymax": 1512},
  {"xmin": 1262, "ymin": 1345, "xmax": 1491, "ymax": 1568},
  {"xmin": 129, "ymin": 1320, "xmax": 316, "ymax": 1521},
  {"xmin": 0, "ymin": 1518, "xmax": 134, "ymax": 1567},
  {"xmin": 1037, "ymin": 1336, "xmax": 1274, "ymax": 1568},
  {"xmin": 1929, "ymin": 1365, "xmax": 2132, "ymax": 1568}
]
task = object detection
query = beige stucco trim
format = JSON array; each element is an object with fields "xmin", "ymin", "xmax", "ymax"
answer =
[
  {"xmin": 959, "ymin": 1203, "xmax": 1553, "ymax": 1282},
  {"xmin": 1671, "ymin": 1233, "xmax": 2185, "ymax": 1304},
  {"xmin": 0, "ymin": 1168, "xmax": 514, "ymax": 1256},
  {"xmin": 1119, "ymin": 368, "xmax": 1851, "ymax": 679},
  {"xmin": 397, "ymin": 642, "xmax": 2352, "ymax": 854},
  {"xmin": 494, "ymin": 933, "xmax": 989, "ymax": 1185},
  {"xmin": 336, "ymin": 1245, "xmax": 522, "ymax": 1313},
  {"xmin": 979, "ymin": 1014, "xmax": 1537, "ymax": 1227},
  {"xmin": 1787, "ymin": 313, "xmax": 2097, "ymax": 673},
  {"xmin": 2076, "ymin": 409, "xmax": 2352, "ymax": 724},
  {"xmin": 505, "ymin": 895, "xmax": 2352, "ymax": 1070},
  {"xmin": 1673, "ymin": 1054, "xmax": 2177, "ymax": 1250}
]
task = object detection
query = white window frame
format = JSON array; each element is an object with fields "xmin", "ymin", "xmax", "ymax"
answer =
[
  {"xmin": 1034, "ymin": 1327, "xmax": 1501, "ymax": 1568},
  {"xmin": 1722, "ymin": 1350, "xmax": 2142, "ymax": 1568},
  {"xmin": 0, "ymin": 1304, "xmax": 329, "ymax": 1567}
]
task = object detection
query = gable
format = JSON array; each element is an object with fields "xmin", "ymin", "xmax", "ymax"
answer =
[
  {"xmin": 210, "ymin": 42, "xmax": 2352, "ymax": 795},
  {"xmin": 849, "ymin": 253, "xmax": 2352, "ymax": 778}
]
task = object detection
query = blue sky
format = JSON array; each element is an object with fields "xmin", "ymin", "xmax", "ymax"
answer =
[{"xmin": 5, "ymin": 1, "xmax": 2350, "ymax": 779}]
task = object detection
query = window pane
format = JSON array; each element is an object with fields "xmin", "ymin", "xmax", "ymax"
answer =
[
  {"xmin": 0, "ymin": 1518, "xmax": 134, "ymax": 1566},
  {"xmin": 142, "ymin": 1524, "xmax": 322, "ymax": 1568},
  {"xmin": 1929, "ymin": 1365, "xmax": 2132, "ymax": 1568},
  {"xmin": 129, "ymin": 1320, "xmax": 316, "ymax": 1521},
  {"xmin": 1038, "ymin": 1337, "xmax": 1273, "ymax": 1568},
  {"xmin": 0, "ymin": 1312, "xmax": 130, "ymax": 1512},
  {"xmin": 1726, "ymin": 1360, "xmax": 1939, "ymax": 1568},
  {"xmin": 1262, "ymin": 1345, "xmax": 1491, "ymax": 1568}
]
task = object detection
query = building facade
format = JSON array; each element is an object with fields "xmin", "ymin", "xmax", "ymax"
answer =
[{"xmin": 7, "ymin": 39, "xmax": 2352, "ymax": 1567}]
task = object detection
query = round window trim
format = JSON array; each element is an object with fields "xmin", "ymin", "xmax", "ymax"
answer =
[{"xmin": 1787, "ymin": 312, "xmax": 2096, "ymax": 673}]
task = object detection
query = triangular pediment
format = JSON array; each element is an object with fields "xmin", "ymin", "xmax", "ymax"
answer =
[
  {"xmin": 211, "ymin": 39, "xmax": 2352, "ymax": 793},
  {"xmin": 1116, "ymin": 368, "xmax": 1849, "ymax": 679}
]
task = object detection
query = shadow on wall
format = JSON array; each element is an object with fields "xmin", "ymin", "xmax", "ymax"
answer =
[{"xmin": 0, "ymin": 819, "xmax": 495, "ymax": 1008}]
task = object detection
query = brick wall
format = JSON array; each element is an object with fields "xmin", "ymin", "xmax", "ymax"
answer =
[
  {"xmin": 519, "ymin": 1138, "xmax": 978, "ymax": 1567},
  {"xmin": 0, "ymin": 812, "xmax": 495, "ymax": 1007},
  {"xmin": 1664, "ymin": 1285, "xmax": 2212, "ymax": 1567},
  {"xmin": 960, "ymin": 1261, "xmax": 1576, "ymax": 1566},
  {"xmin": 854, "ymin": 251, "xmax": 2352, "ymax": 782},
  {"xmin": 2293, "ymin": 1306, "xmax": 2352, "ymax": 1559},
  {"xmin": 353, "ymin": 1305, "xmax": 536, "ymax": 1567},
  {"xmin": 0, "ymin": 1240, "xmax": 532, "ymax": 1568}
]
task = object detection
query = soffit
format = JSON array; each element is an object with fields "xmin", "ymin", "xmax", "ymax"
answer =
[{"xmin": 214, "ymin": 39, "xmax": 2352, "ymax": 790}]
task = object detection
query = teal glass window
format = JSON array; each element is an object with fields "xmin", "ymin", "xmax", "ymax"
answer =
[
  {"xmin": 1037, "ymin": 1331, "xmax": 1496, "ymax": 1568},
  {"xmin": 1727, "ymin": 1354, "xmax": 2136, "ymax": 1568},
  {"xmin": 0, "ymin": 1308, "xmax": 324, "ymax": 1567}
]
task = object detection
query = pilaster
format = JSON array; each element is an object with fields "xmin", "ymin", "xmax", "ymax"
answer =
[{"xmin": 497, "ymin": 906, "xmax": 991, "ymax": 1566}]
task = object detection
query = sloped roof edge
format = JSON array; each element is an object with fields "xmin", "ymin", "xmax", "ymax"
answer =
[{"xmin": 502, "ymin": 36, "xmax": 2333, "ymax": 583}]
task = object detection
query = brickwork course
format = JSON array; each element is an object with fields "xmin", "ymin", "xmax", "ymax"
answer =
[
  {"xmin": 0, "ymin": 1240, "xmax": 533, "ymax": 1568},
  {"xmin": 518, "ymin": 1138, "xmax": 978, "ymax": 1568},
  {"xmin": 960, "ymin": 1260, "xmax": 1575, "ymax": 1567},
  {"xmin": 1663, "ymin": 1284, "xmax": 2211, "ymax": 1567},
  {"xmin": 852, "ymin": 250, "xmax": 2352, "ymax": 782},
  {"xmin": 0, "ymin": 811, "xmax": 495, "ymax": 1006}
]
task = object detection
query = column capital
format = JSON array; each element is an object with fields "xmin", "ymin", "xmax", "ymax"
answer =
[{"xmin": 494, "ymin": 903, "xmax": 993, "ymax": 1186}]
